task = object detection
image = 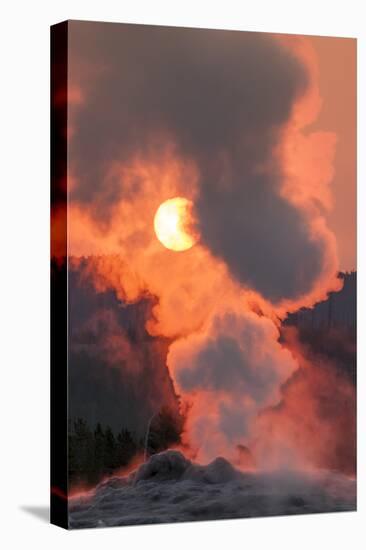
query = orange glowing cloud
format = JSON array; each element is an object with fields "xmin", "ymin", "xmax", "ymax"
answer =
[
  {"xmin": 273, "ymin": 35, "xmax": 343, "ymax": 313},
  {"xmin": 68, "ymin": 147, "xmax": 245, "ymax": 339},
  {"xmin": 62, "ymin": 28, "xmax": 354, "ymax": 471}
]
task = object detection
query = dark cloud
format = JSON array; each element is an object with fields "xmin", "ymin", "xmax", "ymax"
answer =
[
  {"xmin": 68, "ymin": 21, "xmax": 329, "ymax": 302},
  {"xmin": 197, "ymin": 172, "xmax": 324, "ymax": 301}
]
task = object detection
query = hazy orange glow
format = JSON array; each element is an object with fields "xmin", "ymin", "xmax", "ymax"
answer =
[
  {"xmin": 308, "ymin": 36, "xmax": 356, "ymax": 272},
  {"xmin": 154, "ymin": 197, "xmax": 198, "ymax": 251},
  {"xmin": 273, "ymin": 34, "xmax": 343, "ymax": 313},
  {"xmin": 62, "ymin": 29, "xmax": 356, "ymax": 476}
]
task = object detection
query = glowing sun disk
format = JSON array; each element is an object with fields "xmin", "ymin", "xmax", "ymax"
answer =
[{"xmin": 154, "ymin": 197, "xmax": 198, "ymax": 252}]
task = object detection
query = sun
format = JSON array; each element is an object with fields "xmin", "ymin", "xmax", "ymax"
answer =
[{"xmin": 154, "ymin": 197, "xmax": 198, "ymax": 251}]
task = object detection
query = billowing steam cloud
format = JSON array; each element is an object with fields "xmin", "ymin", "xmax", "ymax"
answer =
[
  {"xmin": 168, "ymin": 307, "xmax": 297, "ymax": 461},
  {"xmin": 63, "ymin": 22, "xmax": 349, "ymax": 471}
]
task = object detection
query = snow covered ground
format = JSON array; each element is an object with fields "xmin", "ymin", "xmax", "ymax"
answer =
[{"xmin": 69, "ymin": 451, "xmax": 356, "ymax": 529}]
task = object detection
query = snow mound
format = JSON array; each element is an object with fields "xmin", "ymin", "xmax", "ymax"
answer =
[
  {"xmin": 133, "ymin": 450, "xmax": 190, "ymax": 483},
  {"xmin": 69, "ymin": 450, "xmax": 356, "ymax": 529},
  {"xmin": 183, "ymin": 456, "xmax": 238, "ymax": 484},
  {"xmin": 132, "ymin": 450, "xmax": 238, "ymax": 485}
]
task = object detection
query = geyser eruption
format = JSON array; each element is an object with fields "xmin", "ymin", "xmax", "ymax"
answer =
[
  {"xmin": 167, "ymin": 307, "xmax": 298, "ymax": 463},
  {"xmin": 62, "ymin": 22, "xmax": 355, "ymax": 524}
]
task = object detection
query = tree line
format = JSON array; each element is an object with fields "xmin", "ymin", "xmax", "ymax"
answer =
[{"xmin": 68, "ymin": 406, "xmax": 182, "ymax": 486}]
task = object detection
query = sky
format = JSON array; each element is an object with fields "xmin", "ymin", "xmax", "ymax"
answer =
[{"xmin": 308, "ymin": 36, "xmax": 356, "ymax": 271}]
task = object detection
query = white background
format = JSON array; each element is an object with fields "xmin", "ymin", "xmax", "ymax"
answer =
[{"xmin": 0, "ymin": 0, "xmax": 364, "ymax": 548}]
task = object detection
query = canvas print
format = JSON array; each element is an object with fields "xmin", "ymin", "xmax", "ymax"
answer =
[{"xmin": 50, "ymin": 21, "xmax": 356, "ymax": 529}]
